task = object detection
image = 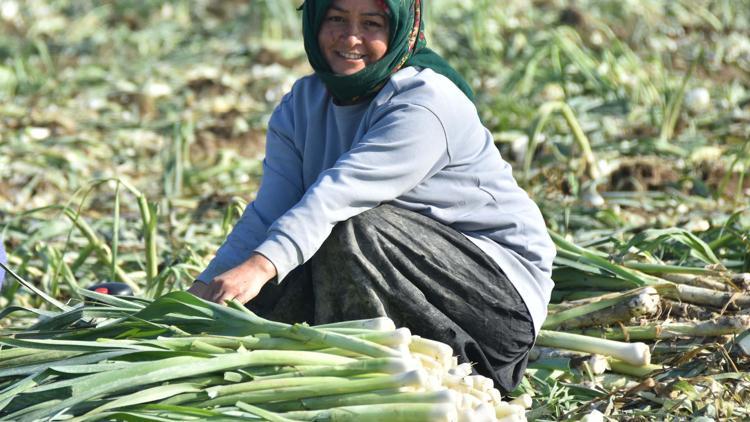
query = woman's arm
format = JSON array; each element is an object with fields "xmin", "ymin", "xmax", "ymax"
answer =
[
  {"xmin": 190, "ymin": 95, "xmax": 302, "ymax": 300},
  {"xmin": 255, "ymin": 100, "xmax": 450, "ymax": 282}
]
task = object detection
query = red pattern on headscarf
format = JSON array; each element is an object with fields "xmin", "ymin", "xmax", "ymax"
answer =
[
  {"xmin": 375, "ymin": 0, "xmax": 389, "ymax": 13},
  {"xmin": 390, "ymin": 0, "xmax": 422, "ymax": 74},
  {"xmin": 408, "ymin": 0, "xmax": 422, "ymax": 51}
]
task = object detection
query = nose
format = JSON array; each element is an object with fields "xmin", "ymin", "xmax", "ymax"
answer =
[{"xmin": 338, "ymin": 23, "xmax": 363, "ymax": 45}]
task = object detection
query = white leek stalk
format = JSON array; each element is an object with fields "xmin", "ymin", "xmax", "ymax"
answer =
[
  {"xmin": 409, "ymin": 336, "xmax": 454, "ymax": 369},
  {"xmin": 495, "ymin": 402, "xmax": 526, "ymax": 419},
  {"xmin": 315, "ymin": 317, "xmax": 397, "ymax": 331},
  {"xmin": 510, "ymin": 393, "xmax": 532, "ymax": 409},
  {"xmin": 537, "ymin": 330, "xmax": 651, "ymax": 366},
  {"xmin": 280, "ymin": 403, "xmax": 459, "ymax": 422}
]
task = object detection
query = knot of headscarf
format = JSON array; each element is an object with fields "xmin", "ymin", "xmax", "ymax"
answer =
[{"xmin": 301, "ymin": 0, "xmax": 474, "ymax": 104}]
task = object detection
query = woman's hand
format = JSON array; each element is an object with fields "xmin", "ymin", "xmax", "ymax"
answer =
[
  {"xmin": 186, "ymin": 280, "xmax": 210, "ymax": 298},
  {"xmin": 189, "ymin": 254, "xmax": 277, "ymax": 305}
]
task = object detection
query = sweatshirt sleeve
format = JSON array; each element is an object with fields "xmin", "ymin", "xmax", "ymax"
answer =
[
  {"xmin": 255, "ymin": 101, "xmax": 450, "ymax": 282},
  {"xmin": 197, "ymin": 95, "xmax": 303, "ymax": 284}
]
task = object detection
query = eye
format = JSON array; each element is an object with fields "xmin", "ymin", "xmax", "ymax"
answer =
[
  {"xmin": 364, "ymin": 20, "xmax": 383, "ymax": 28},
  {"xmin": 326, "ymin": 15, "xmax": 345, "ymax": 23}
]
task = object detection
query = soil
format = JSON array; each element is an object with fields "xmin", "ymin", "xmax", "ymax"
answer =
[
  {"xmin": 605, "ymin": 155, "xmax": 749, "ymax": 198},
  {"xmin": 607, "ymin": 157, "xmax": 681, "ymax": 191},
  {"xmin": 192, "ymin": 124, "xmax": 265, "ymax": 161},
  {"xmin": 696, "ymin": 160, "xmax": 750, "ymax": 198}
]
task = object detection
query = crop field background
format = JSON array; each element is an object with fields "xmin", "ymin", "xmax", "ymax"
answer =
[{"xmin": 0, "ymin": 0, "xmax": 749, "ymax": 420}]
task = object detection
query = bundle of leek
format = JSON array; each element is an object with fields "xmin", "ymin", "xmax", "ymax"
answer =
[{"xmin": 0, "ymin": 290, "xmax": 530, "ymax": 422}]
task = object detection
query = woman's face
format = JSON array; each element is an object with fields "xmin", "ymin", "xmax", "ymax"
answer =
[{"xmin": 318, "ymin": 0, "xmax": 390, "ymax": 76}]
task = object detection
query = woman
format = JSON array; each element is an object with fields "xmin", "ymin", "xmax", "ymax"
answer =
[{"xmin": 188, "ymin": 0, "xmax": 555, "ymax": 394}]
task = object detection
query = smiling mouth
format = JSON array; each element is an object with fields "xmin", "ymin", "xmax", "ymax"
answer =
[{"xmin": 336, "ymin": 51, "xmax": 366, "ymax": 60}]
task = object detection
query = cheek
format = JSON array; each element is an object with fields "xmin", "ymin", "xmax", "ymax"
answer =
[
  {"xmin": 372, "ymin": 38, "xmax": 389, "ymax": 59},
  {"xmin": 317, "ymin": 32, "xmax": 327, "ymax": 50},
  {"xmin": 375, "ymin": 29, "xmax": 389, "ymax": 57},
  {"xmin": 318, "ymin": 29, "xmax": 334, "ymax": 52}
]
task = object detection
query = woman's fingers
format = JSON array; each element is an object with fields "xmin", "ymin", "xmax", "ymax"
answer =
[
  {"xmin": 186, "ymin": 281, "xmax": 209, "ymax": 299},
  {"xmin": 232, "ymin": 286, "xmax": 257, "ymax": 305},
  {"xmin": 208, "ymin": 278, "xmax": 265, "ymax": 305},
  {"xmin": 203, "ymin": 256, "xmax": 275, "ymax": 305},
  {"xmin": 207, "ymin": 280, "xmax": 227, "ymax": 303},
  {"xmin": 207, "ymin": 277, "xmax": 243, "ymax": 304},
  {"xmin": 185, "ymin": 278, "xmax": 245, "ymax": 304},
  {"xmin": 215, "ymin": 288, "xmax": 235, "ymax": 305}
]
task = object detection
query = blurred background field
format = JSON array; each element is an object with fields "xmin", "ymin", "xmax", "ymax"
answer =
[{"xmin": 1, "ymin": 0, "xmax": 749, "ymax": 420}]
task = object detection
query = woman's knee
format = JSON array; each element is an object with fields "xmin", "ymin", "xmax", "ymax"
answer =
[
  {"xmin": 320, "ymin": 205, "xmax": 396, "ymax": 256},
  {"xmin": 350, "ymin": 204, "xmax": 400, "ymax": 226}
]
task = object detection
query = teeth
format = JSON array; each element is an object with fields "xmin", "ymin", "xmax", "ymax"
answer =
[{"xmin": 337, "ymin": 52, "xmax": 365, "ymax": 60}]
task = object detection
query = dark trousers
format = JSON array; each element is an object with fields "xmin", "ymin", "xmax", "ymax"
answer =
[{"xmin": 247, "ymin": 204, "xmax": 534, "ymax": 394}]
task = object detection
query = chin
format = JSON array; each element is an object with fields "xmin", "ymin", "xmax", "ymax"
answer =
[
  {"xmin": 332, "ymin": 65, "xmax": 365, "ymax": 76},
  {"xmin": 327, "ymin": 57, "xmax": 367, "ymax": 76},
  {"xmin": 335, "ymin": 69, "xmax": 363, "ymax": 76}
]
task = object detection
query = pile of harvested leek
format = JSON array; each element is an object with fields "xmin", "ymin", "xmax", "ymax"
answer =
[
  {"xmin": 0, "ymin": 291, "xmax": 530, "ymax": 421},
  {"xmin": 520, "ymin": 232, "xmax": 750, "ymax": 416}
]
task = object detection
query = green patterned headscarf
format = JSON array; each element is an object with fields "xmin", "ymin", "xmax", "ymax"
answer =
[{"xmin": 301, "ymin": 0, "xmax": 474, "ymax": 103}]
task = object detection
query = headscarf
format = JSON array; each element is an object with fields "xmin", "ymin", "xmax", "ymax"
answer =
[{"xmin": 301, "ymin": 0, "xmax": 474, "ymax": 103}]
